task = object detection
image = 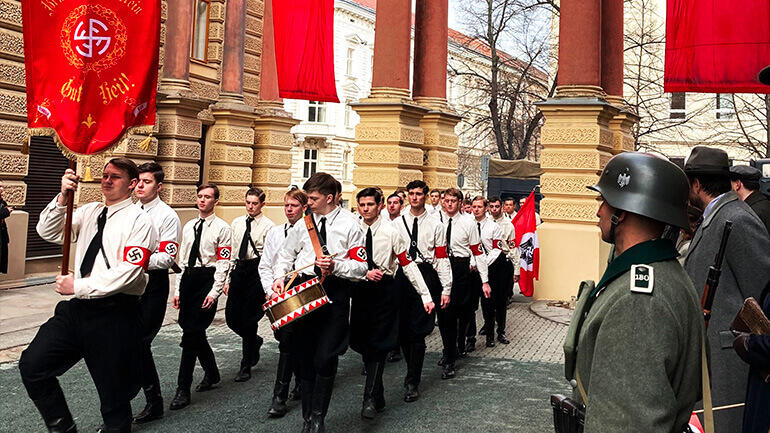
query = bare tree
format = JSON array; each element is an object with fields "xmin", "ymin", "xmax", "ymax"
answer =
[
  {"xmin": 727, "ymin": 94, "xmax": 770, "ymax": 158},
  {"xmin": 450, "ymin": 0, "xmax": 555, "ymax": 162}
]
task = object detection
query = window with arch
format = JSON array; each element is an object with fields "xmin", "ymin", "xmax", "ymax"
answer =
[{"xmin": 191, "ymin": 0, "xmax": 210, "ymax": 61}]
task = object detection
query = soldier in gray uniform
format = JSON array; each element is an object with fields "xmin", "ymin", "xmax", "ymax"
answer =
[{"xmin": 563, "ymin": 152, "xmax": 704, "ymax": 432}]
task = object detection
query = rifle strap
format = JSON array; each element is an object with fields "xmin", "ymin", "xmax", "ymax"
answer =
[
  {"xmin": 575, "ymin": 369, "xmax": 588, "ymax": 406},
  {"xmin": 701, "ymin": 332, "xmax": 714, "ymax": 433}
]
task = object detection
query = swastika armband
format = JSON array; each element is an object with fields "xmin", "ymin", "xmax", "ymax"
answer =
[
  {"xmin": 217, "ymin": 246, "xmax": 231, "ymax": 260},
  {"xmin": 435, "ymin": 245, "xmax": 448, "ymax": 259},
  {"xmin": 470, "ymin": 243, "xmax": 484, "ymax": 256},
  {"xmin": 348, "ymin": 246, "xmax": 367, "ymax": 262},
  {"xmin": 630, "ymin": 264, "xmax": 654, "ymax": 294},
  {"xmin": 123, "ymin": 246, "xmax": 150, "ymax": 269},
  {"xmin": 396, "ymin": 250, "xmax": 412, "ymax": 267},
  {"xmin": 159, "ymin": 241, "xmax": 179, "ymax": 258},
  {"xmin": 491, "ymin": 239, "xmax": 503, "ymax": 250}
]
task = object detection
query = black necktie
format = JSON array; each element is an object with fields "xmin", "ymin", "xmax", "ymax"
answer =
[
  {"xmin": 446, "ymin": 218, "xmax": 453, "ymax": 257},
  {"xmin": 409, "ymin": 217, "xmax": 419, "ymax": 259},
  {"xmin": 238, "ymin": 217, "xmax": 253, "ymax": 260},
  {"xmin": 477, "ymin": 222, "xmax": 482, "ymax": 237},
  {"xmin": 188, "ymin": 218, "xmax": 203, "ymax": 268},
  {"xmin": 318, "ymin": 217, "xmax": 328, "ymax": 255},
  {"xmin": 80, "ymin": 207, "xmax": 107, "ymax": 277},
  {"xmin": 365, "ymin": 227, "xmax": 375, "ymax": 270}
]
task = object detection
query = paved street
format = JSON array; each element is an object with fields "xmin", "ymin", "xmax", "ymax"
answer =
[{"xmin": 0, "ymin": 282, "xmax": 569, "ymax": 433}]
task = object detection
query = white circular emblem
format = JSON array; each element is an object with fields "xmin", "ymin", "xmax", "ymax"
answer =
[
  {"xmin": 220, "ymin": 248, "xmax": 231, "ymax": 259},
  {"xmin": 74, "ymin": 19, "xmax": 111, "ymax": 59},
  {"xmin": 164, "ymin": 243, "xmax": 178, "ymax": 256},
  {"xmin": 356, "ymin": 247, "xmax": 367, "ymax": 261},
  {"xmin": 126, "ymin": 247, "xmax": 145, "ymax": 265}
]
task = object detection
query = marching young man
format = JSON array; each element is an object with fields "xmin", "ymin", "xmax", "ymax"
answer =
[
  {"xmin": 386, "ymin": 192, "xmax": 404, "ymax": 222},
  {"xmin": 225, "ymin": 187, "xmax": 273, "ymax": 382},
  {"xmin": 470, "ymin": 196, "xmax": 511, "ymax": 347},
  {"xmin": 392, "ymin": 180, "xmax": 452, "ymax": 401},
  {"xmin": 21, "ymin": 159, "xmax": 156, "ymax": 433},
  {"xmin": 132, "ymin": 162, "xmax": 181, "ymax": 424},
  {"xmin": 503, "ymin": 198, "xmax": 517, "ymax": 220},
  {"xmin": 440, "ymin": 189, "xmax": 490, "ymax": 376},
  {"xmin": 260, "ymin": 188, "xmax": 307, "ymax": 418},
  {"xmin": 353, "ymin": 188, "xmax": 434, "ymax": 419},
  {"xmin": 272, "ymin": 172, "xmax": 368, "ymax": 433},
  {"xmin": 169, "ymin": 184, "xmax": 232, "ymax": 410}
]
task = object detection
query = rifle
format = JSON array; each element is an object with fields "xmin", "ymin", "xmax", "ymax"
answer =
[{"xmin": 700, "ymin": 221, "xmax": 733, "ymax": 330}]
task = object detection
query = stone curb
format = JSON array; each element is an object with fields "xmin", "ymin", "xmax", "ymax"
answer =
[{"xmin": 529, "ymin": 300, "xmax": 572, "ymax": 326}]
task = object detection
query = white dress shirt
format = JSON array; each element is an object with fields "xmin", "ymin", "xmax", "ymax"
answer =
[
  {"xmin": 37, "ymin": 195, "xmax": 157, "ymax": 299},
  {"xmin": 175, "ymin": 213, "xmax": 232, "ymax": 299},
  {"xmin": 442, "ymin": 212, "xmax": 489, "ymax": 283},
  {"xmin": 259, "ymin": 221, "xmax": 297, "ymax": 297},
  {"xmin": 474, "ymin": 217, "xmax": 503, "ymax": 264},
  {"xmin": 274, "ymin": 206, "xmax": 368, "ymax": 282},
  {"xmin": 136, "ymin": 196, "xmax": 181, "ymax": 271},
  {"xmin": 360, "ymin": 216, "xmax": 432, "ymax": 305},
  {"xmin": 492, "ymin": 214, "xmax": 520, "ymax": 274},
  {"xmin": 228, "ymin": 213, "xmax": 273, "ymax": 285},
  {"xmin": 392, "ymin": 209, "xmax": 453, "ymax": 296}
]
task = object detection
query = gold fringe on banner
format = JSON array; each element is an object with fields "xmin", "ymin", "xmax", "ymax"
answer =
[{"xmin": 26, "ymin": 125, "xmax": 155, "ymax": 162}]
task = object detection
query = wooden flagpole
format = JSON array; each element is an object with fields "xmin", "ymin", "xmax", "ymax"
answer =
[{"xmin": 60, "ymin": 159, "xmax": 76, "ymax": 276}]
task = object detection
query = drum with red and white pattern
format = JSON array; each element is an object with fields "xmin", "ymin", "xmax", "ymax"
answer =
[{"xmin": 262, "ymin": 276, "xmax": 330, "ymax": 330}]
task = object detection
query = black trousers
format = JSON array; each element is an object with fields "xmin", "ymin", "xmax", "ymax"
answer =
[
  {"xmin": 443, "ymin": 257, "xmax": 470, "ymax": 363},
  {"xmin": 290, "ymin": 275, "xmax": 350, "ymax": 380},
  {"xmin": 480, "ymin": 255, "xmax": 512, "ymax": 336},
  {"xmin": 397, "ymin": 264, "xmax": 438, "ymax": 345},
  {"xmin": 350, "ymin": 275, "xmax": 399, "ymax": 363},
  {"xmin": 177, "ymin": 268, "xmax": 218, "ymax": 389},
  {"xmin": 19, "ymin": 294, "xmax": 141, "ymax": 429},
  {"xmin": 225, "ymin": 259, "xmax": 265, "ymax": 365},
  {"xmin": 139, "ymin": 270, "xmax": 169, "ymax": 393}
]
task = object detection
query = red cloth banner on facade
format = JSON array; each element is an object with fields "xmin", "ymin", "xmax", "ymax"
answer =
[
  {"xmin": 512, "ymin": 192, "xmax": 539, "ymax": 297},
  {"xmin": 272, "ymin": 0, "xmax": 339, "ymax": 103},
  {"xmin": 22, "ymin": 0, "xmax": 160, "ymax": 156},
  {"xmin": 664, "ymin": 0, "xmax": 770, "ymax": 93}
]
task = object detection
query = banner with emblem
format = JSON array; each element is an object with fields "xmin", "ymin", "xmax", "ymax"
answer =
[
  {"xmin": 512, "ymin": 191, "xmax": 540, "ymax": 297},
  {"xmin": 22, "ymin": 0, "xmax": 160, "ymax": 156}
]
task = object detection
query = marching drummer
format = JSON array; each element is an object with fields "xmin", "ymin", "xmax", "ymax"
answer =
[
  {"xmin": 224, "ymin": 187, "xmax": 273, "ymax": 382},
  {"xmin": 260, "ymin": 188, "xmax": 307, "ymax": 418},
  {"xmin": 392, "ymin": 180, "xmax": 452, "ymax": 403},
  {"xmin": 169, "ymin": 184, "xmax": 232, "ymax": 411},
  {"xmin": 439, "ymin": 188, "xmax": 490, "ymax": 378},
  {"xmin": 271, "ymin": 172, "xmax": 368, "ymax": 433},
  {"xmin": 133, "ymin": 162, "xmax": 181, "ymax": 425},
  {"xmin": 352, "ymin": 188, "xmax": 433, "ymax": 419}
]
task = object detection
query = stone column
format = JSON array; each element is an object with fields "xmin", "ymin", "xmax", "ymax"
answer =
[
  {"xmin": 208, "ymin": 0, "xmax": 258, "ymax": 221},
  {"xmin": 413, "ymin": 0, "xmax": 460, "ymax": 190},
  {"xmin": 557, "ymin": 0, "xmax": 603, "ymax": 98},
  {"xmin": 601, "ymin": 0, "xmax": 623, "ymax": 106},
  {"xmin": 353, "ymin": 0, "xmax": 429, "ymax": 195},
  {"xmin": 155, "ymin": 0, "xmax": 211, "ymax": 222},
  {"xmin": 252, "ymin": 0, "xmax": 299, "ymax": 222}
]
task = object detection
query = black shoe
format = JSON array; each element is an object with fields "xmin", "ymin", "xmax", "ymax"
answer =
[
  {"xmin": 403, "ymin": 383, "xmax": 419, "ymax": 402},
  {"xmin": 267, "ymin": 394, "xmax": 288, "ymax": 418},
  {"xmin": 386, "ymin": 349, "xmax": 402, "ymax": 363},
  {"xmin": 195, "ymin": 372, "xmax": 220, "ymax": 392},
  {"xmin": 437, "ymin": 355, "xmax": 446, "ymax": 367},
  {"xmin": 457, "ymin": 347, "xmax": 467, "ymax": 358},
  {"xmin": 441, "ymin": 363, "xmax": 456, "ymax": 380},
  {"xmin": 289, "ymin": 381, "xmax": 302, "ymax": 401},
  {"xmin": 45, "ymin": 417, "xmax": 77, "ymax": 433},
  {"xmin": 361, "ymin": 398, "xmax": 377, "ymax": 420},
  {"xmin": 497, "ymin": 334, "xmax": 510, "ymax": 345},
  {"xmin": 133, "ymin": 399, "xmax": 163, "ymax": 424},
  {"xmin": 234, "ymin": 364, "xmax": 251, "ymax": 382},
  {"xmin": 169, "ymin": 388, "xmax": 191, "ymax": 410},
  {"xmin": 486, "ymin": 337, "xmax": 496, "ymax": 348},
  {"xmin": 478, "ymin": 327, "xmax": 488, "ymax": 336},
  {"xmin": 96, "ymin": 423, "xmax": 131, "ymax": 433},
  {"xmin": 464, "ymin": 339, "xmax": 476, "ymax": 353}
]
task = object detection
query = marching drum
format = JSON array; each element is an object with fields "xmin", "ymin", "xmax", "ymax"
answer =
[{"xmin": 263, "ymin": 276, "xmax": 331, "ymax": 330}]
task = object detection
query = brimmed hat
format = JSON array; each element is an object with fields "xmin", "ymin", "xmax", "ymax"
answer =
[
  {"xmin": 684, "ymin": 146, "xmax": 730, "ymax": 176},
  {"xmin": 729, "ymin": 165, "xmax": 762, "ymax": 182}
]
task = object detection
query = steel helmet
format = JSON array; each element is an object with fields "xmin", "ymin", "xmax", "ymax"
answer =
[{"xmin": 588, "ymin": 152, "xmax": 690, "ymax": 228}]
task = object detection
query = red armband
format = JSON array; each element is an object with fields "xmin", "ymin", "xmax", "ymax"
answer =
[
  {"xmin": 348, "ymin": 246, "xmax": 368, "ymax": 262},
  {"xmin": 123, "ymin": 246, "xmax": 151, "ymax": 269},
  {"xmin": 396, "ymin": 250, "xmax": 411, "ymax": 266},
  {"xmin": 217, "ymin": 246, "xmax": 231, "ymax": 260},
  {"xmin": 159, "ymin": 241, "xmax": 179, "ymax": 258},
  {"xmin": 470, "ymin": 243, "xmax": 483, "ymax": 256},
  {"xmin": 491, "ymin": 239, "xmax": 503, "ymax": 250},
  {"xmin": 435, "ymin": 245, "xmax": 448, "ymax": 259}
]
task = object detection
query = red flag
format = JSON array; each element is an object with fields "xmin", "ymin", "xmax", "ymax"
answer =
[
  {"xmin": 272, "ymin": 0, "xmax": 339, "ymax": 102},
  {"xmin": 664, "ymin": 0, "xmax": 770, "ymax": 93},
  {"xmin": 512, "ymin": 192, "xmax": 539, "ymax": 297},
  {"xmin": 22, "ymin": 0, "xmax": 160, "ymax": 156}
]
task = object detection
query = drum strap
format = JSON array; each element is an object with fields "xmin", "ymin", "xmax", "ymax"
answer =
[{"xmin": 304, "ymin": 214, "xmax": 329, "ymax": 281}]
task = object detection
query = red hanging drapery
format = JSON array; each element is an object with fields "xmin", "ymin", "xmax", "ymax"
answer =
[{"xmin": 272, "ymin": 0, "xmax": 339, "ymax": 103}]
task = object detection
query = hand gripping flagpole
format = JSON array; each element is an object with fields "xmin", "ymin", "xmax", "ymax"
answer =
[{"xmin": 60, "ymin": 160, "xmax": 76, "ymax": 275}]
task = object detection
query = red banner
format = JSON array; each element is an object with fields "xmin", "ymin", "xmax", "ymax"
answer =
[
  {"xmin": 664, "ymin": 0, "xmax": 770, "ymax": 93},
  {"xmin": 512, "ymin": 192, "xmax": 539, "ymax": 297},
  {"xmin": 272, "ymin": 0, "xmax": 339, "ymax": 102},
  {"xmin": 22, "ymin": 0, "xmax": 160, "ymax": 155}
]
